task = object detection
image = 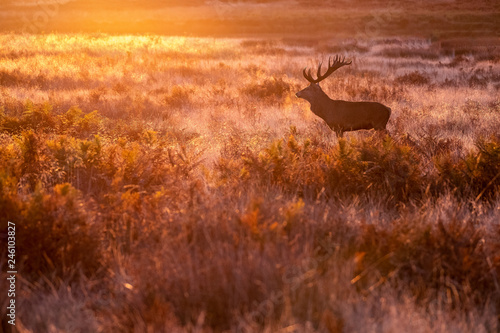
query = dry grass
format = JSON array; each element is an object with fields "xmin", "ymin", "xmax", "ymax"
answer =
[{"xmin": 0, "ymin": 33, "xmax": 500, "ymax": 332}]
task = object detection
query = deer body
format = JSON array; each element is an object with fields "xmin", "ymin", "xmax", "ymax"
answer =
[{"xmin": 296, "ymin": 55, "xmax": 391, "ymax": 138}]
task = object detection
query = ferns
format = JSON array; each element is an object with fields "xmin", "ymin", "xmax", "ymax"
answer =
[{"xmin": 218, "ymin": 133, "xmax": 499, "ymax": 205}]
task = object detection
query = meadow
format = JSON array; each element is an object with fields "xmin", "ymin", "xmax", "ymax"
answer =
[{"xmin": 0, "ymin": 5, "xmax": 500, "ymax": 332}]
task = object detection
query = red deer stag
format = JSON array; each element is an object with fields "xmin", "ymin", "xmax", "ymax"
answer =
[{"xmin": 296, "ymin": 55, "xmax": 391, "ymax": 138}]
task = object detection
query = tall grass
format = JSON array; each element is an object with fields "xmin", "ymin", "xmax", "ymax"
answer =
[{"xmin": 0, "ymin": 33, "xmax": 499, "ymax": 332}]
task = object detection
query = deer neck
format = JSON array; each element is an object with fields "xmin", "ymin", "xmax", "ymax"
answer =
[{"xmin": 309, "ymin": 89, "xmax": 333, "ymax": 119}]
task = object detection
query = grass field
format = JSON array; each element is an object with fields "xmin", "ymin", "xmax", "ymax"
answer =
[{"xmin": 1, "ymin": 1, "xmax": 500, "ymax": 332}]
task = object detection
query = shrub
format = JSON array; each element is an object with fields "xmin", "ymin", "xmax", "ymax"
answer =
[
  {"xmin": 22, "ymin": 101, "xmax": 57, "ymax": 132},
  {"xmin": 241, "ymin": 76, "xmax": 292, "ymax": 101},
  {"xmin": 58, "ymin": 106, "xmax": 102, "ymax": 137},
  {"xmin": 46, "ymin": 135, "xmax": 80, "ymax": 184},
  {"xmin": 1, "ymin": 103, "xmax": 102, "ymax": 137},
  {"xmin": 17, "ymin": 130, "xmax": 45, "ymax": 190},
  {"xmin": 436, "ymin": 135, "xmax": 500, "ymax": 201},
  {"xmin": 394, "ymin": 71, "xmax": 431, "ymax": 86},
  {"xmin": 74, "ymin": 110, "xmax": 102, "ymax": 137},
  {"xmin": 12, "ymin": 183, "xmax": 101, "ymax": 281},
  {"xmin": 0, "ymin": 114, "xmax": 23, "ymax": 133},
  {"xmin": 221, "ymin": 135, "xmax": 425, "ymax": 203},
  {"xmin": 89, "ymin": 86, "xmax": 107, "ymax": 104},
  {"xmin": 164, "ymin": 85, "xmax": 192, "ymax": 108},
  {"xmin": 61, "ymin": 106, "xmax": 84, "ymax": 128},
  {"xmin": 354, "ymin": 210, "xmax": 500, "ymax": 310},
  {"xmin": 0, "ymin": 69, "xmax": 21, "ymax": 86}
]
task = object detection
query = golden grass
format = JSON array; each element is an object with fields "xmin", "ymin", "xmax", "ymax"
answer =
[{"xmin": 0, "ymin": 33, "xmax": 499, "ymax": 332}]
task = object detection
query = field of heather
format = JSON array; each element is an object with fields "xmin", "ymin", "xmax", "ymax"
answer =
[{"xmin": 1, "ymin": 1, "xmax": 500, "ymax": 332}]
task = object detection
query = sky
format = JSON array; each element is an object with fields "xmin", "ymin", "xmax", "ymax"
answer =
[{"xmin": 0, "ymin": 0, "xmax": 498, "ymax": 38}]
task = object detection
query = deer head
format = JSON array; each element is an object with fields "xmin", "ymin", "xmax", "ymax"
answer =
[{"xmin": 295, "ymin": 55, "xmax": 352, "ymax": 102}]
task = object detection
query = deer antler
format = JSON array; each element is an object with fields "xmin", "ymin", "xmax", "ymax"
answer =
[{"xmin": 303, "ymin": 55, "xmax": 352, "ymax": 84}]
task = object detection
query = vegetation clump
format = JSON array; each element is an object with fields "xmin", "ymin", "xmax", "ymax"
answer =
[{"xmin": 0, "ymin": 33, "xmax": 499, "ymax": 332}]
